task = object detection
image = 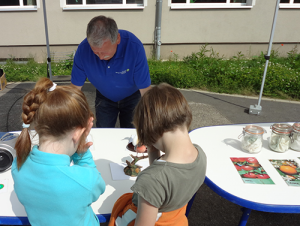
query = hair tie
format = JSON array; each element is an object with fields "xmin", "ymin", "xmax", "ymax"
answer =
[
  {"xmin": 22, "ymin": 123, "xmax": 30, "ymax": 129},
  {"xmin": 49, "ymin": 83, "xmax": 57, "ymax": 92}
]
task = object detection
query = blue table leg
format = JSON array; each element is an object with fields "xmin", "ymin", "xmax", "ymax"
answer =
[{"xmin": 238, "ymin": 207, "xmax": 251, "ymax": 226}]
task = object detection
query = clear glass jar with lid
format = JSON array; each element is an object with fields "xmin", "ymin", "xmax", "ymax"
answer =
[
  {"xmin": 269, "ymin": 123, "xmax": 292, "ymax": 153},
  {"xmin": 239, "ymin": 125, "xmax": 265, "ymax": 153},
  {"xmin": 290, "ymin": 122, "xmax": 300, "ymax": 151}
]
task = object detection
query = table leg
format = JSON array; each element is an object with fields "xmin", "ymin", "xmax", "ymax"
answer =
[{"xmin": 238, "ymin": 207, "xmax": 251, "ymax": 226}]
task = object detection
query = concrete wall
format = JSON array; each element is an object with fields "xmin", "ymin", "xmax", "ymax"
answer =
[{"xmin": 0, "ymin": 0, "xmax": 299, "ymax": 62}]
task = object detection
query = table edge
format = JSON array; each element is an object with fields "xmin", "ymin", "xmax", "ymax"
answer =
[
  {"xmin": 205, "ymin": 177, "xmax": 300, "ymax": 213},
  {"xmin": 0, "ymin": 214, "xmax": 111, "ymax": 225}
]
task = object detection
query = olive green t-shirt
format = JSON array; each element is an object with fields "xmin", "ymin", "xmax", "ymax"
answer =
[{"xmin": 131, "ymin": 144, "xmax": 206, "ymax": 212}]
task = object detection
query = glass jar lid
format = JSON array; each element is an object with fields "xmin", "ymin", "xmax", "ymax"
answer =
[
  {"xmin": 243, "ymin": 125, "xmax": 265, "ymax": 135},
  {"xmin": 293, "ymin": 122, "xmax": 300, "ymax": 133},
  {"xmin": 271, "ymin": 123, "xmax": 293, "ymax": 134}
]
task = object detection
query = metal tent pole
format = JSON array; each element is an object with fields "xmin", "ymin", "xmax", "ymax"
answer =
[
  {"xmin": 249, "ymin": 0, "xmax": 280, "ymax": 115},
  {"xmin": 155, "ymin": 0, "xmax": 163, "ymax": 60},
  {"xmin": 42, "ymin": 0, "xmax": 53, "ymax": 81}
]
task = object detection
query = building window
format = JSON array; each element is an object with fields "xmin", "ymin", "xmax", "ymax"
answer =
[
  {"xmin": 62, "ymin": 0, "xmax": 146, "ymax": 10},
  {"xmin": 280, "ymin": 0, "xmax": 300, "ymax": 3},
  {"xmin": 169, "ymin": 0, "xmax": 255, "ymax": 9},
  {"xmin": 280, "ymin": 0, "xmax": 300, "ymax": 8},
  {"xmin": 0, "ymin": 0, "xmax": 39, "ymax": 11},
  {"xmin": 171, "ymin": 0, "xmax": 246, "ymax": 2}
]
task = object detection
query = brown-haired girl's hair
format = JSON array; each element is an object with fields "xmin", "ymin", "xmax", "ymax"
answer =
[
  {"xmin": 15, "ymin": 78, "xmax": 92, "ymax": 170},
  {"xmin": 133, "ymin": 83, "xmax": 192, "ymax": 146}
]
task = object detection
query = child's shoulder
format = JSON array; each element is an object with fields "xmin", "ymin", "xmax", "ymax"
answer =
[
  {"xmin": 194, "ymin": 144, "xmax": 207, "ymax": 164},
  {"xmin": 134, "ymin": 144, "xmax": 206, "ymax": 187}
]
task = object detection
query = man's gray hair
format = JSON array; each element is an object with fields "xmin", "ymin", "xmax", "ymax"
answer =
[{"xmin": 86, "ymin": 16, "xmax": 119, "ymax": 47}]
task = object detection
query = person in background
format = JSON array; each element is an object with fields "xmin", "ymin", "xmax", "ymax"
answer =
[
  {"xmin": 108, "ymin": 83, "xmax": 207, "ymax": 226},
  {"xmin": 71, "ymin": 15, "xmax": 151, "ymax": 128},
  {"xmin": 11, "ymin": 78, "xmax": 106, "ymax": 226}
]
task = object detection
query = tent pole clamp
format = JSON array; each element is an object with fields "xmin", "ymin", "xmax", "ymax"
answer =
[{"xmin": 249, "ymin": 104, "xmax": 262, "ymax": 115}]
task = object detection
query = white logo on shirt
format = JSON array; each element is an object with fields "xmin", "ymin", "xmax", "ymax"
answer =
[{"xmin": 116, "ymin": 69, "xmax": 130, "ymax": 75}]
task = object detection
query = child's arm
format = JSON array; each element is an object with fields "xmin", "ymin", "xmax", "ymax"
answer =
[
  {"xmin": 135, "ymin": 196, "xmax": 158, "ymax": 226},
  {"xmin": 71, "ymin": 150, "xmax": 106, "ymax": 202},
  {"xmin": 148, "ymin": 145, "xmax": 161, "ymax": 165}
]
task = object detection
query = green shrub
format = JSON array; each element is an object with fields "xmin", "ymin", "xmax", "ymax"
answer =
[
  {"xmin": 149, "ymin": 60, "xmax": 200, "ymax": 88},
  {"xmin": 178, "ymin": 45, "xmax": 300, "ymax": 99},
  {"xmin": 2, "ymin": 57, "xmax": 73, "ymax": 82},
  {"xmin": 2, "ymin": 59, "xmax": 47, "ymax": 82}
]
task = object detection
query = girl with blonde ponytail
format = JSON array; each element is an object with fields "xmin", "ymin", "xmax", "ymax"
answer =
[{"xmin": 11, "ymin": 78, "xmax": 106, "ymax": 226}]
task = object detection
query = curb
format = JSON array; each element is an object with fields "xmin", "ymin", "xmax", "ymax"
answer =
[{"xmin": 180, "ymin": 88, "xmax": 300, "ymax": 105}]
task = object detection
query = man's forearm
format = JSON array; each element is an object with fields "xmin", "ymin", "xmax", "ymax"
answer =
[
  {"xmin": 71, "ymin": 84, "xmax": 83, "ymax": 90},
  {"xmin": 139, "ymin": 85, "xmax": 152, "ymax": 96}
]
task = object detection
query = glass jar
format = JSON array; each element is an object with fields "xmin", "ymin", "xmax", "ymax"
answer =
[
  {"xmin": 290, "ymin": 122, "xmax": 300, "ymax": 151},
  {"xmin": 269, "ymin": 123, "xmax": 292, "ymax": 153},
  {"xmin": 239, "ymin": 125, "xmax": 265, "ymax": 153}
]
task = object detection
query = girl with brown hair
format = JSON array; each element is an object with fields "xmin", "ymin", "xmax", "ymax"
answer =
[
  {"xmin": 11, "ymin": 78, "xmax": 106, "ymax": 226},
  {"xmin": 109, "ymin": 83, "xmax": 207, "ymax": 226}
]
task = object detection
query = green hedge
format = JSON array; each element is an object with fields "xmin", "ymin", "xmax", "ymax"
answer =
[
  {"xmin": 150, "ymin": 45, "xmax": 300, "ymax": 99},
  {"xmin": 2, "ymin": 58, "xmax": 72, "ymax": 82}
]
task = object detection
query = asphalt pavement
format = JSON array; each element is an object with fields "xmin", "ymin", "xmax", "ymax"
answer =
[{"xmin": 1, "ymin": 81, "xmax": 300, "ymax": 226}]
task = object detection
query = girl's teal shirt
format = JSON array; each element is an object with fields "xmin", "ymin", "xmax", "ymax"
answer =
[{"xmin": 11, "ymin": 146, "xmax": 106, "ymax": 226}]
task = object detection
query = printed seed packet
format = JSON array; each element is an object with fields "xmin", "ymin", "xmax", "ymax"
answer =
[
  {"xmin": 230, "ymin": 157, "xmax": 274, "ymax": 184},
  {"xmin": 269, "ymin": 159, "xmax": 300, "ymax": 187}
]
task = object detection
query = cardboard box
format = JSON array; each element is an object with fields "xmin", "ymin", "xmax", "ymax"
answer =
[{"xmin": 0, "ymin": 72, "xmax": 7, "ymax": 91}]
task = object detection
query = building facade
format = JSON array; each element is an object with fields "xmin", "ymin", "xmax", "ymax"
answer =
[{"xmin": 0, "ymin": 0, "xmax": 299, "ymax": 62}]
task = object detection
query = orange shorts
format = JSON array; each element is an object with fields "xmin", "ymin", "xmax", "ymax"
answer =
[{"xmin": 108, "ymin": 193, "xmax": 188, "ymax": 226}]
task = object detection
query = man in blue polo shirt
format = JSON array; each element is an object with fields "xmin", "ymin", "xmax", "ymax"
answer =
[{"xmin": 71, "ymin": 15, "xmax": 151, "ymax": 128}]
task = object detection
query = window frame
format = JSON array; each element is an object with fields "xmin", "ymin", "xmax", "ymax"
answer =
[
  {"xmin": 60, "ymin": 0, "xmax": 147, "ymax": 10},
  {"xmin": 0, "ymin": 0, "xmax": 40, "ymax": 12},
  {"xmin": 280, "ymin": 0, "xmax": 300, "ymax": 9},
  {"xmin": 169, "ymin": 0, "xmax": 256, "ymax": 9}
]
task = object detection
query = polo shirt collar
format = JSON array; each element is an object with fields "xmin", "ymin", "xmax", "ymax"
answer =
[{"xmin": 30, "ymin": 145, "xmax": 71, "ymax": 166}]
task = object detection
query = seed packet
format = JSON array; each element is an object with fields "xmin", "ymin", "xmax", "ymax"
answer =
[
  {"xmin": 269, "ymin": 159, "xmax": 300, "ymax": 187},
  {"xmin": 230, "ymin": 157, "xmax": 274, "ymax": 184}
]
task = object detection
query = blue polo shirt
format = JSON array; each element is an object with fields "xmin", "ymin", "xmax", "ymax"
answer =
[{"xmin": 71, "ymin": 30, "xmax": 151, "ymax": 102}]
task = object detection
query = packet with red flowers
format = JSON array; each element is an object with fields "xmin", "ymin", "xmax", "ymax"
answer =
[{"xmin": 230, "ymin": 157, "xmax": 274, "ymax": 184}]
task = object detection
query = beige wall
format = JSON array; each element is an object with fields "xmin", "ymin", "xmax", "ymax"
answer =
[
  {"xmin": 160, "ymin": 0, "xmax": 300, "ymax": 43},
  {"xmin": 0, "ymin": 0, "xmax": 299, "ymax": 62}
]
